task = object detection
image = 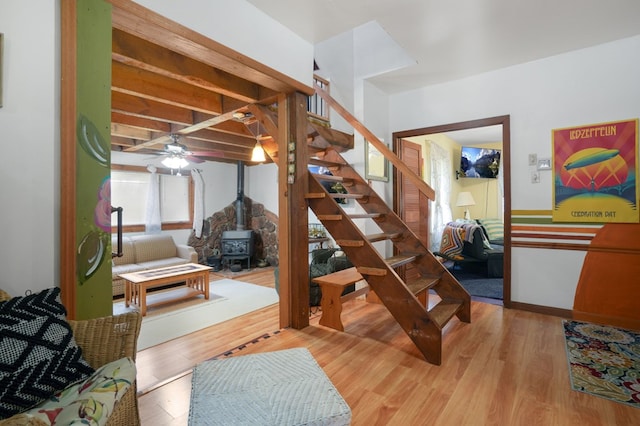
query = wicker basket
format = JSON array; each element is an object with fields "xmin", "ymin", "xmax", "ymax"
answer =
[{"xmin": 0, "ymin": 291, "xmax": 142, "ymax": 426}]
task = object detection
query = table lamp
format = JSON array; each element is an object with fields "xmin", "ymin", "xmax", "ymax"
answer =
[{"xmin": 456, "ymin": 191, "xmax": 476, "ymax": 220}]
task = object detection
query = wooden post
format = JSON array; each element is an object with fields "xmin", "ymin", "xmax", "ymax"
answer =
[{"xmin": 279, "ymin": 92, "xmax": 311, "ymax": 329}]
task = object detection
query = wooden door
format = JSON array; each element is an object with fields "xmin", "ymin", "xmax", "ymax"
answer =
[{"xmin": 398, "ymin": 139, "xmax": 429, "ymax": 281}]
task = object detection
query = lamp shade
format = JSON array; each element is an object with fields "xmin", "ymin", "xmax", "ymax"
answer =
[
  {"xmin": 251, "ymin": 141, "xmax": 266, "ymax": 162},
  {"xmin": 455, "ymin": 191, "xmax": 475, "ymax": 220},
  {"xmin": 455, "ymin": 191, "xmax": 476, "ymax": 207}
]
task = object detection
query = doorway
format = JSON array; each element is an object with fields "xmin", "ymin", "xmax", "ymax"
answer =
[{"xmin": 392, "ymin": 115, "xmax": 512, "ymax": 307}]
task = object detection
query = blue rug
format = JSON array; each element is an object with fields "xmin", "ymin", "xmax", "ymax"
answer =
[{"xmin": 450, "ymin": 268, "xmax": 503, "ymax": 300}]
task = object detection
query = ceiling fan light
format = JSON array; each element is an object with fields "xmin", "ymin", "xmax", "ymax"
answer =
[
  {"xmin": 251, "ymin": 141, "xmax": 266, "ymax": 162},
  {"xmin": 162, "ymin": 155, "xmax": 188, "ymax": 169}
]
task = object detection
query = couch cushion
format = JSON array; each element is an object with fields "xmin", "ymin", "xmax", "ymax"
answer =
[
  {"xmin": 112, "ymin": 238, "xmax": 136, "ymax": 266},
  {"xmin": 130, "ymin": 235, "xmax": 177, "ymax": 263},
  {"xmin": 0, "ymin": 288, "xmax": 95, "ymax": 418},
  {"xmin": 477, "ymin": 218, "xmax": 504, "ymax": 243},
  {"xmin": 24, "ymin": 357, "xmax": 136, "ymax": 426},
  {"xmin": 112, "ymin": 263, "xmax": 147, "ymax": 280}
]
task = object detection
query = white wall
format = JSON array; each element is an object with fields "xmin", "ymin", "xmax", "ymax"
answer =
[
  {"xmin": 0, "ymin": 0, "xmax": 307, "ymax": 296},
  {"xmin": 133, "ymin": 0, "xmax": 313, "ymax": 87},
  {"xmin": 0, "ymin": 1, "xmax": 59, "ymax": 296},
  {"xmin": 388, "ymin": 35, "xmax": 640, "ymax": 309}
]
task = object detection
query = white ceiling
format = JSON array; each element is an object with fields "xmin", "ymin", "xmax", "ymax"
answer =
[{"xmin": 247, "ymin": 0, "xmax": 640, "ymax": 94}]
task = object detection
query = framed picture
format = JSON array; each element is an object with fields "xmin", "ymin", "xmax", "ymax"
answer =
[{"xmin": 365, "ymin": 140, "xmax": 389, "ymax": 182}]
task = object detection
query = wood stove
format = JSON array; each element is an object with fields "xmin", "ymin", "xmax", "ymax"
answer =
[
  {"xmin": 221, "ymin": 160, "xmax": 254, "ymax": 270},
  {"xmin": 221, "ymin": 230, "xmax": 254, "ymax": 270}
]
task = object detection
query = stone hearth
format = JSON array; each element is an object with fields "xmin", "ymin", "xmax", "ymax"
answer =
[{"xmin": 188, "ymin": 197, "xmax": 278, "ymax": 267}]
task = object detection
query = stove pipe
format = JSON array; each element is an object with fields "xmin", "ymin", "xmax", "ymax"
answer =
[{"xmin": 235, "ymin": 160, "xmax": 245, "ymax": 230}]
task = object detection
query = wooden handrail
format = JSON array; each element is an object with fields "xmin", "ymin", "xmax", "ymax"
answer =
[{"xmin": 314, "ymin": 84, "xmax": 435, "ymax": 201}]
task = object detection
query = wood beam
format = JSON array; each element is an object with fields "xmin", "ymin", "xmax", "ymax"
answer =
[
  {"xmin": 60, "ymin": 0, "xmax": 77, "ymax": 318},
  {"xmin": 112, "ymin": 61, "xmax": 225, "ymax": 114},
  {"xmin": 109, "ymin": 0, "xmax": 314, "ymax": 96},
  {"xmin": 112, "ymin": 92, "xmax": 197, "ymax": 127},
  {"xmin": 286, "ymin": 92, "xmax": 311, "ymax": 329},
  {"xmin": 112, "ymin": 28, "xmax": 274, "ymax": 104},
  {"xmin": 111, "ymin": 111, "xmax": 172, "ymax": 133}
]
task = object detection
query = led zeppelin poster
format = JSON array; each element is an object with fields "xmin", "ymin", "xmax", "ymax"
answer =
[{"xmin": 552, "ymin": 119, "xmax": 639, "ymax": 223}]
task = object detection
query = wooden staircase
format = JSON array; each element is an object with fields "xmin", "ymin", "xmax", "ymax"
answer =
[
  {"xmin": 249, "ymin": 89, "xmax": 471, "ymax": 365},
  {"xmin": 306, "ymin": 148, "xmax": 470, "ymax": 365}
]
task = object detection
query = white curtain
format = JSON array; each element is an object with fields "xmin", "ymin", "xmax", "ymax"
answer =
[
  {"xmin": 145, "ymin": 165, "xmax": 161, "ymax": 234},
  {"xmin": 191, "ymin": 169, "xmax": 205, "ymax": 238},
  {"xmin": 429, "ymin": 142, "xmax": 453, "ymax": 252}
]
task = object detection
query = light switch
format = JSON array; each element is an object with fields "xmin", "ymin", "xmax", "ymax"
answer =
[
  {"xmin": 528, "ymin": 153, "xmax": 537, "ymax": 166},
  {"xmin": 531, "ymin": 171, "xmax": 540, "ymax": 183}
]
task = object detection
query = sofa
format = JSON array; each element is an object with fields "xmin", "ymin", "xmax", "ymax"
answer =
[
  {"xmin": 112, "ymin": 234, "xmax": 198, "ymax": 297},
  {"xmin": 435, "ymin": 221, "xmax": 504, "ymax": 278},
  {"xmin": 309, "ymin": 248, "xmax": 355, "ymax": 306},
  {"xmin": 0, "ymin": 287, "xmax": 142, "ymax": 426}
]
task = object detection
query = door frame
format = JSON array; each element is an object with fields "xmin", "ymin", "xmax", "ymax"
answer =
[{"xmin": 392, "ymin": 115, "xmax": 512, "ymax": 307}]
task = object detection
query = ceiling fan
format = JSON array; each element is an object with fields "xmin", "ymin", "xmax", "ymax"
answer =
[{"xmin": 154, "ymin": 134, "xmax": 229, "ymax": 173}]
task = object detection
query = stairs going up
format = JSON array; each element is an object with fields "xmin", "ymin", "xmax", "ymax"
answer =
[{"xmin": 306, "ymin": 148, "xmax": 471, "ymax": 365}]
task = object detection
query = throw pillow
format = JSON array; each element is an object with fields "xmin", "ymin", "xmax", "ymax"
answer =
[
  {"xmin": 477, "ymin": 218, "xmax": 504, "ymax": 242},
  {"xmin": 0, "ymin": 287, "xmax": 95, "ymax": 419}
]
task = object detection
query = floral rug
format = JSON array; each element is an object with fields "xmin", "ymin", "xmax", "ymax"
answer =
[{"xmin": 562, "ymin": 320, "xmax": 640, "ymax": 408}]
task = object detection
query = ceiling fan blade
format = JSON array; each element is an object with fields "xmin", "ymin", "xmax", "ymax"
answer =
[{"xmin": 185, "ymin": 155, "xmax": 206, "ymax": 164}]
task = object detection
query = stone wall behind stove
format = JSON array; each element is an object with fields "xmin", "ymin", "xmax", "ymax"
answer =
[{"xmin": 188, "ymin": 197, "xmax": 279, "ymax": 267}]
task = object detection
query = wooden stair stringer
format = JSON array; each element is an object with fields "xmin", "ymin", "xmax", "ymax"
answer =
[
  {"xmin": 307, "ymin": 175, "xmax": 469, "ymax": 365},
  {"xmin": 319, "ymin": 148, "xmax": 471, "ymax": 323}
]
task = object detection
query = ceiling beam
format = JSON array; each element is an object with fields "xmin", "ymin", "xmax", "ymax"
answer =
[{"xmin": 113, "ymin": 28, "xmax": 277, "ymax": 104}]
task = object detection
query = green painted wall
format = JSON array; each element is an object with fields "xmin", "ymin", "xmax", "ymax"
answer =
[{"xmin": 75, "ymin": 0, "xmax": 112, "ymax": 319}]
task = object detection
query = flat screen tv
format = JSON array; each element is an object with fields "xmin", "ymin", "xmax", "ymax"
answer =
[{"xmin": 459, "ymin": 146, "xmax": 501, "ymax": 178}]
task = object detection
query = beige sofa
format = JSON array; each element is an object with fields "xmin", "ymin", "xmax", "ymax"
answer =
[{"xmin": 112, "ymin": 234, "xmax": 198, "ymax": 297}]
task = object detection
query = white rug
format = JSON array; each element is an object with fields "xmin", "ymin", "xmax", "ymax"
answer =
[{"xmin": 135, "ymin": 280, "xmax": 278, "ymax": 350}]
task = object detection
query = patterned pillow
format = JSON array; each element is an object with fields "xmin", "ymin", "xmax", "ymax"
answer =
[
  {"xmin": 0, "ymin": 287, "xmax": 95, "ymax": 418},
  {"xmin": 478, "ymin": 218, "xmax": 504, "ymax": 242},
  {"xmin": 439, "ymin": 225, "xmax": 465, "ymax": 259},
  {"xmin": 25, "ymin": 357, "xmax": 136, "ymax": 426}
]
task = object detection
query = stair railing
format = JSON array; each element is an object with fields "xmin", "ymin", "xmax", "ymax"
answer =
[{"xmin": 313, "ymin": 84, "xmax": 435, "ymax": 202}]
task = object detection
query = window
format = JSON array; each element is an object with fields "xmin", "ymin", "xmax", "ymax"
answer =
[{"xmin": 111, "ymin": 165, "xmax": 193, "ymax": 232}]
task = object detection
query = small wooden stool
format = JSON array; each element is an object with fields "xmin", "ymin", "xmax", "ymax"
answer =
[{"xmin": 312, "ymin": 267, "xmax": 368, "ymax": 331}]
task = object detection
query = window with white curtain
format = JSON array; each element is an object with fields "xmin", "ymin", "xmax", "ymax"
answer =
[
  {"xmin": 111, "ymin": 168, "xmax": 192, "ymax": 231},
  {"xmin": 428, "ymin": 142, "xmax": 453, "ymax": 252}
]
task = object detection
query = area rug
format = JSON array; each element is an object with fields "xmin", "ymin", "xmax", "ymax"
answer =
[
  {"xmin": 124, "ymin": 279, "xmax": 278, "ymax": 350},
  {"xmin": 562, "ymin": 320, "xmax": 640, "ymax": 408},
  {"xmin": 189, "ymin": 348, "xmax": 351, "ymax": 425},
  {"xmin": 450, "ymin": 268, "xmax": 503, "ymax": 300}
]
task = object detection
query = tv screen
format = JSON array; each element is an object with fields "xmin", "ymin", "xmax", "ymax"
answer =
[{"xmin": 459, "ymin": 146, "xmax": 501, "ymax": 178}]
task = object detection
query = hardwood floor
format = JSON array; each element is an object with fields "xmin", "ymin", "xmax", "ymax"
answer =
[{"xmin": 136, "ymin": 269, "xmax": 640, "ymax": 425}]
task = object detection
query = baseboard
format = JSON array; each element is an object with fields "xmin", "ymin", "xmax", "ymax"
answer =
[
  {"xmin": 572, "ymin": 310, "xmax": 640, "ymax": 331},
  {"xmin": 509, "ymin": 301, "xmax": 572, "ymax": 319}
]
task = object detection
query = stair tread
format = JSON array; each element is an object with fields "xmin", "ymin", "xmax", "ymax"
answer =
[
  {"xmin": 385, "ymin": 254, "xmax": 417, "ymax": 267},
  {"xmin": 429, "ymin": 300, "xmax": 464, "ymax": 329},
  {"xmin": 349, "ymin": 213, "xmax": 382, "ymax": 219},
  {"xmin": 329, "ymin": 193, "xmax": 362, "ymax": 199},
  {"xmin": 406, "ymin": 276, "xmax": 439, "ymax": 295},
  {"xmin": 309, "ymin": 158, "xmax": 345, "ymax": 168},
  {"xmin": 367, "ymin": 232, "xmax": 401, "ymax": 242},
  {"xmin": 311, "ymin": 173, "xmax": 352, "ymax": 184}
]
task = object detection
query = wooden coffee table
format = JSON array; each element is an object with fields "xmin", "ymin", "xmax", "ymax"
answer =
[{"xmin": 119, "ymin": 263, "xmax": 212, "ymax": 316}]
